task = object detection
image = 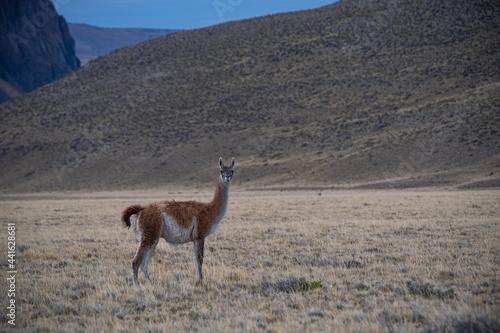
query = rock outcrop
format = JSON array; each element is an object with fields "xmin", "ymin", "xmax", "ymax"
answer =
[{"xmin": 0, "ymin": 0, "xmax": 80, "ymax": 103}]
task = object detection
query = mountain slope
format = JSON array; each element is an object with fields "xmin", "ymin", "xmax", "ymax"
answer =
[
  {"xmin": 0, "ymin": 0, "xmax": 499, "ymax": 192},
  {"xmin": 67, "ymin": 23, "xmax": 180, "ymax": 65},
  {"xmin": 0, "ymin": 0, "xmax": 80, "ymax": 103}
]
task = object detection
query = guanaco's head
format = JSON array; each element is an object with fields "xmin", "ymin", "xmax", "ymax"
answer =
[{"xmin": 219, "ymin": 157, "xmax": 235, "ymax": 184}]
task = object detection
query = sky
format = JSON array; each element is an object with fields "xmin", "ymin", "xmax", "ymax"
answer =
[{"xmin": 53, "ymin": 0, "xmax": 337, "ymax": 30}]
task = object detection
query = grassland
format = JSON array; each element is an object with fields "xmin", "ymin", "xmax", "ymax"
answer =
[{"xmin": 0, "ymin": 189, "xmax": 499, "ymax": 332}]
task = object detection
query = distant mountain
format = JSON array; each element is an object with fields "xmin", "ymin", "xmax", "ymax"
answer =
[
  {"xmin": 0, "ymin": 0, "xmax": 80, "ymax": 103},
  {"xmin": 68, "ymin": 23, "xmax": 180, "ymax": 65},
  {"xmin": 0, "ymin": 0, "xmax": 499, "ymax": 192}
]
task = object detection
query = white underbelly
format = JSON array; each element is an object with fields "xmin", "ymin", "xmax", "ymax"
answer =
[{"xmin": 161, "ymin": 213, "xmax": 197, "ymax": 244}]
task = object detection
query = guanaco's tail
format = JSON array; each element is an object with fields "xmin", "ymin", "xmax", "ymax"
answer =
[{"xmin": 121, "ymin": 205, "xmax": 144, "ymax": 228}]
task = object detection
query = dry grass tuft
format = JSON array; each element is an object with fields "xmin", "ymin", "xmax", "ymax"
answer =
[{"xmin": 0, "ymin": 190, "xmax": 499, "ymax": 332}]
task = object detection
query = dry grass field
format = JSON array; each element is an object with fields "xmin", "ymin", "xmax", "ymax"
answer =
[{"xmin": 1, "ymin": 189, "xmax": 499, "ymax": 332}]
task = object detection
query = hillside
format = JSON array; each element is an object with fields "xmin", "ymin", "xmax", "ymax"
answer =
[
  {"xmin": 68, "ymin": 23, "xmax": 179, "ymax": 65},
  {"xmin": 0, "ymin": 0, "xmax": 80, "ymax": 103},
  {"xmin": 0, "ymin": 0, "xmax": 499, "ymax": 192}
]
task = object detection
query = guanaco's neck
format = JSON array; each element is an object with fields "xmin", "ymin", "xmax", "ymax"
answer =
[{"xmin": 210, "ymin": 176, "xmax": 230, "ymax": 221}]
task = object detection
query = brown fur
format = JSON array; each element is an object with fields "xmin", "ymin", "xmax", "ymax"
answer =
[
  {"xmin": 162, "ymin": 201, "xmax": 206, "ymax": 229},
  {"xmin": 130, "ymin": 205, "xmax": 163, "ymax": 281},
  {"xmin": 154, "ymin": 182, "xmax": 226, "ymax": 238},
  {"xmin": 121, "ymin": 204, "xmax": 143, "ymax": 228},
  {"xmin": 137, "ymin": 204, "xmax": 163, "ymax": 242},
  {"xmin": 120, "ymin": 157, "xmax": 235, "ymax": 285}
]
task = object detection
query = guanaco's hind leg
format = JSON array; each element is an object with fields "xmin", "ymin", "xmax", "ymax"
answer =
[
  {"xmin": 132, "ymin": 238, "xmax": 158, "ymax": 285},
  {"xmin": 131, "ymin": 207, "xmax": 162, "ymax": 286},
  {"xmin": 140, "ymin": 239, "xmax": 159, "ymax": 283}
]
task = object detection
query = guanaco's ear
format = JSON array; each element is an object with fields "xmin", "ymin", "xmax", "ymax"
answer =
[
  {"xmin": 230, "ymin": 157, "xmax": 235, "ymax": 169},
  {"xmin": 219, "ymin": 157, "xmax": 224, "ymax": 170}
]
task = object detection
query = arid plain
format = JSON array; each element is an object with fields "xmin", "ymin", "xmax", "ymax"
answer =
[
  {"xmin": 1, "ymin": 0, "xmax": 499, "ymax": 331},
  {"xmin": 1, "ymin": 189, "xmax": 498, "ymax": 332}
]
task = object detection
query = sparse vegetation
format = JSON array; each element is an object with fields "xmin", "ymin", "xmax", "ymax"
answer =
[
  {"xmin": 0, "ymin": 0, "xmax": 499, "ymax": 191},
  {"xmin": 0, "ymin": 189, "xmax": 498, "ymax": 332},
  {"xmin": 1, "ymin": 1, "xmax": 498, "ymax": 331}
]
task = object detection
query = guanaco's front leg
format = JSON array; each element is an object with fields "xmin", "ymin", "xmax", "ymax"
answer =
[{"xmin": 193, "ymin": 238, "xmax": 205, "ymax": 281}]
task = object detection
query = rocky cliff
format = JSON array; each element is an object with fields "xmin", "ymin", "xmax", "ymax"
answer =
[{"xmin": 0, "ymin": 0, "xmax": 80, "ymax": 103}]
